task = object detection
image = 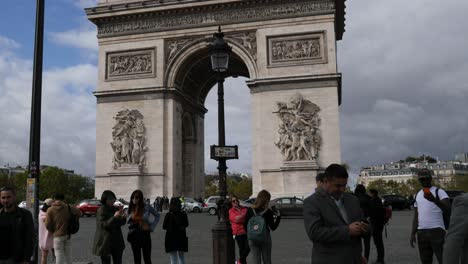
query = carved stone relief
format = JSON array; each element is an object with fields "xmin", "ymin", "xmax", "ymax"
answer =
[
  {"xmin": 229, "ymin": 32, "xmax": 257, "ymax": 60},
  {"xmin": 96, "ymin": 1, "xmax": 335, "ymax": 37},
  {"xmin": 106, "ymin": 48, "xmax": 155, "ymax": 81},
  {"xmin": 165, "ymin": 31, "xmax": 257, "ymax": 66},
  {"xmin": 274, "ymin": 93, "xmax": 321, "ymax": 162},
  {"xmin": 110, "ymin": 109, "xmax": 147, "ymax": 170},
  {"xmin": 165, "ymin": 37, "xmax": 199, "ymax": 65},
  {"xmin": 268, "ymin": 32, "xmax": 327, "ymax": 67}
]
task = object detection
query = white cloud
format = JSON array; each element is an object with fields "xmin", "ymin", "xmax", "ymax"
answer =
[
  {"xmin": 0, "ymin": 36, "xmax": 20, "ymax": 50},
  {"xmin": 0, "ymin": 36, "xmax": 97, "ymax": 176},
  {"xmin": 72, "ymin": 0, "xmax": 98, "ymax": 9},
  {"xmin": 49, "ymin": 29, "xmax": 98, "ymax": 51},
  {"xmin": 204, "ymin": 78, "xmax": 252, "ymax": 174}
]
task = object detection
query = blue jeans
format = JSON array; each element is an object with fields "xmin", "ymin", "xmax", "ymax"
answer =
[
  {"xmin": 248, "ymin": 231, "xmax": 272, "ymax": 264},
  {"xmin": 169, "ymin": 251, "xmax": 185, "ymax": 264}
]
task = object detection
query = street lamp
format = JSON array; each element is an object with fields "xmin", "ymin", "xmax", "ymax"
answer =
[
  {"xmin": 209, "ymin": 26, "xmax": 235, "ymax": 264},
  {"xmin": 28, "ymin": 0, "xmax": 45, "ymax": 263}
]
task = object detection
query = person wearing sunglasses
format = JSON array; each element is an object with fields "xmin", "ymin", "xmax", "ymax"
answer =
[
  {"xmin": 229, "ymin": 195, "xmax": 250, "ymax": 264},
  {"xmin": 127, "ymin": 190, "xmax": 160, "ymax": 264}
]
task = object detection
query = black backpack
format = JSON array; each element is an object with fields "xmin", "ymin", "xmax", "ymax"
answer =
[
  {"xmin": 435, "ymin": 188, "xmax": 451, "ymax": 229},
  {"xmin": 67, "ymin": 205, "xmax": 79, "ymax": 235}
]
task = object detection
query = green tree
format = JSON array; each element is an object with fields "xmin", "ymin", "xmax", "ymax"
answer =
[{"xmin": 447, "ymin": 174, "xmax": 468, "ymax": 192}]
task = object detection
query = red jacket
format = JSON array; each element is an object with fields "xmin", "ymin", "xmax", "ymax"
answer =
[{"xmin": 229, "ymin": 206, "xmax": 248, "ymax": 235}]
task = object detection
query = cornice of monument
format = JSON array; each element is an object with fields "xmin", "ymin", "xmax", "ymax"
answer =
[{"xmin": 86, "ymin": 0, "xmax": 346, "ymax": 40}]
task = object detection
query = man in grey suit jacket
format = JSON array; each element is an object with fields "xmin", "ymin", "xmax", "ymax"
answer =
[
  {"xmin": 303, "ymin": 164, "xmax": 368, "ymax": 264},
  {"xmin": 443, "ymin": 193, "xmax": 468, "ymax": 264}
]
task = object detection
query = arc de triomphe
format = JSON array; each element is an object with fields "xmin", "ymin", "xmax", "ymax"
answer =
[{"xmin": 86, "ymin": 0, "xmax": 346, "ymax": 200}]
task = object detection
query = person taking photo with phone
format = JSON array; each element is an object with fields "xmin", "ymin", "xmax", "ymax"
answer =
[
  {"xmin": 410, "ymin": 168, "xmax": 450, "ymax": 264},
  {"xmin": 93, "ymin": 190, "xmax": 127, "ymax": 264}
]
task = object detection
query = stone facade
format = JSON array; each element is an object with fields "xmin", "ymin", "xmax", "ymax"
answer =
[
  {"xmin": 359, "ymin": 160, "xmax": 468, "ymax": 187},
  {"xmin": 87, "ymin": 0, "xmax": 346, "ymax": 200}
]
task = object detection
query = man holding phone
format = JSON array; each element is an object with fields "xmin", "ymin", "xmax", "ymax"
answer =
[
  {"xmin": 303, "ymin": 164, "xmax": 368, "ymax": 264},
  {"xmin": 410, "ymin": 168, "xmax": 450, "ymax": 264}
]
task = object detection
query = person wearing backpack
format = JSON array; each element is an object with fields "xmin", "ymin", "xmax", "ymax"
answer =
[
  {"xmin": 92, "ymin": 190, "xmax": 126, "ymax": 264},
  {"xmin": 45, "ymin": 193, "xmax": 81, "ymax": 264},
  {"xmin": 410, "ymin": 169, "xmax": 450, "ymax": 264},
  {"xmin": 368, "ymin": 189, "xmax": 386, "ymax": 264},
  {"xmin": 244, "ymin": 190, "xmax": 281, "ymax": 264}
]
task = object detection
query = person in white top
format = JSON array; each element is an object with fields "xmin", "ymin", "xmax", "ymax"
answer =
[{"xmin": 410, "ymin": 169, "xmax": 450, "ymax": 264}]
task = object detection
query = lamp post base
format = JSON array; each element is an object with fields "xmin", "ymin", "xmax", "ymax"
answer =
[{"xmin": 212, "ymin": 220, "xmax": 235, "ymax": 264}]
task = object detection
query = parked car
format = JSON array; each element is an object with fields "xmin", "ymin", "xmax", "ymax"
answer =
[
  {"xmin": 244, "ymin": 197, "xmax": 256, "ymax": 205},
  {"xmin": 445, "ymin": 190, "xmax": 466, "ymax": 204},
  {"xmin": 203, "ymin": 196, "xmax": 230, "ymax": 215},
  {"xmin": 269, "ymin": 197, "xmax": 304, "ymax": 217},
  {"xmin": 381, "ymin": 194, "xmax": 412, "ymax": 210},
  {"xmin": 76, "ymin": 199, "xmax": 101, "ymax": 217},
  {"xmin": 18, "ymin": 201, "xmax": 45, "ymax": 209},
  {"xmin": 113, "ymin": 200, "xmax": 129, "ymax": 213},
  {"xmin": 182, "ymin": 197, "xmax": 203, "ymax": 213}
]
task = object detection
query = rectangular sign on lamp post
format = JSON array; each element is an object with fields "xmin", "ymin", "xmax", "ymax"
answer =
[
  {"xmin": 210, "ymin": 145, "xmax": 239, "ymax": 160},
  {"xmin": 26, "ymin": 178, "xmax": 36, "ymax": 209}
]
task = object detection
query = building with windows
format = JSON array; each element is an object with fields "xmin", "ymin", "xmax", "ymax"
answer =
[
  {"xmin": 0, "ymin": 166, "xmax": 26, "ymax": 178},
  {"xmin": 455, "ymin": 153, "xmax": 468, "ymax": 163},
  {"xmin": 359, "ymin": 158, "xmax": 468, "ymax": 186}
]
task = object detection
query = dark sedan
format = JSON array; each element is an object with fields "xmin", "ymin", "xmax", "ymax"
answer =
[
  {"xmin": 445, "ymin": 190, "xmax": 465, "ymax": 204},
  {"xmin": 381, "ymin": 194, "xmax": 411, "ymax": 210},
  {"xmin": 269, "ymin": 197, "xmax": 304, "ymax": 217}
]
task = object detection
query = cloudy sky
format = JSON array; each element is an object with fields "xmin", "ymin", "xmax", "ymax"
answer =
[{"xmin": 1, "ymin": 1, "xmax": 467, "ymax": 180}]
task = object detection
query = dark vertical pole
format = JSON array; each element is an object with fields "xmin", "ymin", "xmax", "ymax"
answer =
[
  {"xmin": 212, "ymin": 73, "xmax": 235, "ymax": 264},
  {"xmin": 217, "ymin": 74, "xmax": 227, "ymax": 203},
  {"xmin": 29, "ymin": 0, "xmax": 44, "ymax": 263}
]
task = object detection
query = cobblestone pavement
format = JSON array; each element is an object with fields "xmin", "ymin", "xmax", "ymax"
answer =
[{"xmin": 45, "ymin": 210, "xmax": 427, "ymax": 264}]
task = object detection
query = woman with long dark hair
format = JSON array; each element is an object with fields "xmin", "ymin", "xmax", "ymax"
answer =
[
  {"xmin": 127, "ymin": 190, "xmax": 160, "ymax": 264},
  {"xmin": 229, "ymin": 194, "xmax": 250, "ymax": 264},
  {"xmin": 244, "ymin": 190, "xmax": 281, "ymax": 264},
  {"xmin": 92, "ymin": 190, "xmax": 126, "ymax": 264},
  {"xmin": 163, "ymin": 197, "xmax": 189, "ymax": 264}
]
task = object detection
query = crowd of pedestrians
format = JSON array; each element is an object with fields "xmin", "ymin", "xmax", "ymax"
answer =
[{"xmin": 1, "ymin": 163, "xmax": 468, "ymax": 263}]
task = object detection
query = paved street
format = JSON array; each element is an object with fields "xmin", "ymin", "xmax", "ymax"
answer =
[{"xmin": 56, "ymin": 210, "xmax": 423, "ymax": 264}]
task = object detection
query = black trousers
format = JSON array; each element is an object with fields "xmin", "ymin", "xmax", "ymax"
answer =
[
  {"xmin": 362, "ymin": 231, "xmax": 371, "ymax": 261},
  {"xmin": 417, "ymin": 228, "xmax": 445, "ymax": 264},
  {"xmin": 100, "ymin": 249, "xmax": 123, "ymax": 264},
  {"xmin": 372, "ymin": 224, "xmax": 385, "ymax": 262},
  {"xmin": 130, "ymin": 231, "xmax": 152, "ymax": 264},
  {"xmin": 235, "ymin": 234, "xmax": 250, "ymax": 264}
]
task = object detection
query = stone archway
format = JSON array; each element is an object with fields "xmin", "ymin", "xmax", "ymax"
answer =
[{"xmin": 87, "ymin": 0, "xmax": 346, "ymax": 200}]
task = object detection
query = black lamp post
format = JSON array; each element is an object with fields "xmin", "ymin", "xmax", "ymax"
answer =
[
  {"xmin": 29, "ymin": 0, "xmax": 45, "ymax": 263},
  {"xmin": 209, "ymin": 26, "xmax": 235, "ymax": 264}
]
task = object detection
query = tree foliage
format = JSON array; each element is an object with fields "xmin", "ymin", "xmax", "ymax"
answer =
[
  {"xmin": 367, "ymin": 178, "xmax": 421, "ymax": 198},
  {"xmin": 400, "ymin": 155, "xmax": 437, "ymax": 164},
  {"xmin": 204, "ymin": 175, "xmax": 252, "ymax": 200},
  {"xmin": 446, "ymin": 174, "xmax": 468, "ymax": 192},
  {"xmin": 0, "ymin": 167, "xmax": 94, "ymax": 204}
]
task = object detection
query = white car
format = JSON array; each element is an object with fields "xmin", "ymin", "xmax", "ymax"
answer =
[
  {"xmin": 182, "ymin": 198, "xmax": 203, "ymax": 213},
  {"xmin": 114, "ymin": 200, "xmax": 129, "ymax": 213},
  {"xmin": 18, "ymin": 201, "xmax": 45, "ymax": 209}
]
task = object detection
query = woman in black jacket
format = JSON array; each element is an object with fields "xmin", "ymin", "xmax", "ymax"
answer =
[
  {"xmin": 92, "ymin": 190, "xmax": 126, "ymax": 264},
  {"xmin": 163, "ymin": 197, "xmax": 189, "ymax": 264},
  {"xmin": 244, "ymin": 190, "xmax": 281, "ymax": 264}
]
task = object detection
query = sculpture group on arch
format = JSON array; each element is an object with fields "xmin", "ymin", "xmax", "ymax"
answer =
[
  {"xmin": 110, "ymin": 109, "xmax": 147, "ymax": 170},
  {"xmin": 274, "ymin": 93, "xmax": 322, "ymax": 162}
]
